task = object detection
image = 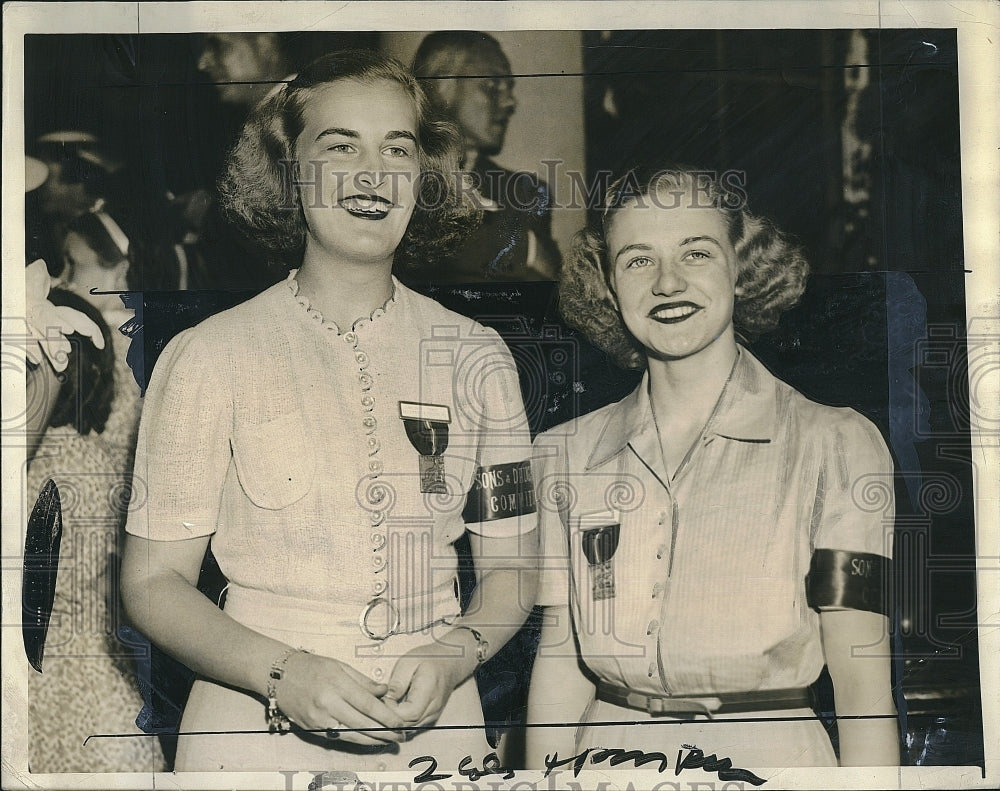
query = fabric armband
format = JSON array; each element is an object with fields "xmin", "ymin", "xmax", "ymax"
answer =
[
  {"xmin": 463, "ymin": 460, "xmax": 536, "ymax": 523},
  {"xmin": 805, "ymin": 549, "xmax": 890, "ymax": 615}
]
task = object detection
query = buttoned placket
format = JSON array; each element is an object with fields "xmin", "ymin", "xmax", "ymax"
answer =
[
  {"xmin": 290, "ymin": 271, "xmax": 395, "ymax": 683},
  {"xmin": 573, "ymin": 350, "xmax": 784, "ymax": 698},
  {"xmin": 627, "ymin": 396, "xmax": 726, "ymax": 695},
  {"xmin": 618, "ymin": 438, "xmax": 670, "ymax": 691},
  {"xmin": 346, "ymin": 328, "xmax": 392, "ymax": 682}
]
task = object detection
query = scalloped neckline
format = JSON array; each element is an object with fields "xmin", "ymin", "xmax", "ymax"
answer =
[{"xmin": 285, "ymin": 269, "xmax": 397, "ymax": 335}]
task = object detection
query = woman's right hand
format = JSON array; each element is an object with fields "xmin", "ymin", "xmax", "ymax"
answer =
[{"xmin": 276, "ymin": 650, "xmax": 409, "ymax": 746}]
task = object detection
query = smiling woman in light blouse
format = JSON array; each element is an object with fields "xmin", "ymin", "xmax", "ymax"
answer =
[
  {"xmin": 526, "ymin": 164, "xmax": 898, "ymax": 769},
  {"xmin": 120, "ymin": 50, "xmax": 538, "ymax": 772}
]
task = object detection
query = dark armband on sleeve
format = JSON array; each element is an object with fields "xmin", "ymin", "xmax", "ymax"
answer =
[
  {"xmin": 462, "ymin": 460, "xmax": 537, "ymax": 523},
  {"xmin": 805, "ymin": 549, "xmax": 891, "ymax": 615}
]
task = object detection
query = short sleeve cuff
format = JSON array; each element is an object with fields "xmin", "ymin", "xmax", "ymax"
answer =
[
  {"xmin": 464, "ymin": 512, "xmax": 536, "ymax": 539},
  {"xmin": 125, "ymin": 513, "xmax": 217, "ymax": 541}
]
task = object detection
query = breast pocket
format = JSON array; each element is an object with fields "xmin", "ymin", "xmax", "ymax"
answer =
[{"xmin": 232, "ymin": 413, "xmax": 314, "ymax": 510}]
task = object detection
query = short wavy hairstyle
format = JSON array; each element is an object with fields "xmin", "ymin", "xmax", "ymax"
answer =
[
  {"xmin": 560, "ymin": 164, "xmax": 809, "ymax": 368},
  {"xmin": 218, "ymin": 49, "xmax": 480, "ymax": 271}
]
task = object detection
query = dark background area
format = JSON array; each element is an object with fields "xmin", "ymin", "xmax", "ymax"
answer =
[{"xmin": 23, "ymin": 28, "xmax": 981, "ymax": 769}]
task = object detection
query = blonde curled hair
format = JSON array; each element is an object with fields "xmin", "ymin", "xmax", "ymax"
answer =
[{"xmin": 559, "ymin": 165, "xmax": 809, "ymax": 369}]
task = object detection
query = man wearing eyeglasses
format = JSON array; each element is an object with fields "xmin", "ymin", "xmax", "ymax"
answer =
[{"xmin": 410, "ymin": 31, "xmax": 561, "ymax": 283}]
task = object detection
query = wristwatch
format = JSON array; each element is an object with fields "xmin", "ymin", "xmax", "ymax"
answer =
[{"xmin": 453, "ymin": 625, "xmax": 490, "ymax": 664}]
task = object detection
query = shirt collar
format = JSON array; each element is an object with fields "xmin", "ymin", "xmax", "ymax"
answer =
[{"xmin": 584, "ymin": 346, "xmax": 778, "ymax": 471}]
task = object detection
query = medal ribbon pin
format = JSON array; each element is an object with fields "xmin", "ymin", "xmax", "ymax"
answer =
[
  {"xmin": 582, "ymin": 524, "xmax": 621, "ymax": 601},
  {"xmin": 399, "ymin": 401, "xmax": 451, "ymax": 494}
]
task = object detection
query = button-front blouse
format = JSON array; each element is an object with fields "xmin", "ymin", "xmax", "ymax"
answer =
[
  {"xmin": 534, "ymin": 347, "xmax": 894, "ymax": 696},
  {"xmin": 126, "ymin": 273, "xmax": 535, "ymax": 613}
]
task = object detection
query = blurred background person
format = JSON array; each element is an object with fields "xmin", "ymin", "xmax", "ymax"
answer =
[
  {"xmin": 30, "ymin": 129, "xmax": 183, "ymax": 293},
  {"xmin": 167, "ymin": 32, "xmax": 295, "ymax": 293},
  {"xmin": 29, "ymin": 131, "xmax": 111, "ymax": 275},
  {"xmin": 26, "ymin": 208, "xmax": 164, "ymax": 773},
  {"xmin": 197, "ymin": 32, "xmax": 291, "ymax": 108},
  {"xmin": 408, "ymin": 31, "xmax": 561, "ymax": 283}
]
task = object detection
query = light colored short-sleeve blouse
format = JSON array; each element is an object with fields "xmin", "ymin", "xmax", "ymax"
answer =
[
  {"xmin": 125, "ymin": 273, "xmax": 535, "ymax": 613},
  {"xmin": 533, "ymin": 347, "xmax": 895, "ymax": 696}
]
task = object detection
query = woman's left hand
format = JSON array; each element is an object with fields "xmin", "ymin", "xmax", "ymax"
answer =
[{"xmin": 383, "ymin": 642, "xmax": 474, "ymax": 729}]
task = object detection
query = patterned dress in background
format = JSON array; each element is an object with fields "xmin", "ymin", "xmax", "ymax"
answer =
[{"xmin": 27, "ymin": 321, "xmax": 165, "ymax": 774}]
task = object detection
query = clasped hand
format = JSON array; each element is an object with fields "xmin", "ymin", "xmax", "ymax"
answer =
[
  {"xmin": 383, "ymin": 641, "xmax": 474, "ymax": 731},
  {"xmin": 275, "ymin": 644, "xmax": 470, "ymax": 745}
]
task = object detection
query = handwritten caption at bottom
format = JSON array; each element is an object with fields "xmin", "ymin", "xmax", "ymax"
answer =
[{"xmin": 406, "ymin": 745, "xmax": 765, "ymax": 787}]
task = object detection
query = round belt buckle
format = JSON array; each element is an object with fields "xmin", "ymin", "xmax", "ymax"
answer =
[{"xmin": 360, "ymin": 597, "xmax": 400, "ymax": 641}]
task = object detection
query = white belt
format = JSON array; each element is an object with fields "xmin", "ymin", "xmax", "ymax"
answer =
[{"xmin": 223, "ymin": 578, "xmax": 461, "ymax": 641}]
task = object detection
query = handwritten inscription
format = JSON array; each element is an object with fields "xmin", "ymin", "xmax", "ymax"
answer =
[
  {"xmin": 406, "ymin": 743, "xmax": 766, "ymax": 786},
  {"xmin": 409, "ymin": 752, "xmax": 515, "ymax": 783},
  {"xmin": 676, "ymin": 744, "xmax": 766, "ymax": 786},
  {"xmin": 543, "ymin": 747, "xmax": 670, "ymax": 777}
]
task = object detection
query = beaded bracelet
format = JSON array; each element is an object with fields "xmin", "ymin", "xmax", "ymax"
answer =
[{"xmin": 266, "ymin": 647, "xmax": 307, "ymax": 733}]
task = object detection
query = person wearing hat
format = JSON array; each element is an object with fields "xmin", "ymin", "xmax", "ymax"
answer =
[
  {"xmin": 29, "ymin": 131, "xmax": 117, "ymax": 281},
  {"xmin": 32, "ymin": 132, "xmax": 111, "ymax": 224}
]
